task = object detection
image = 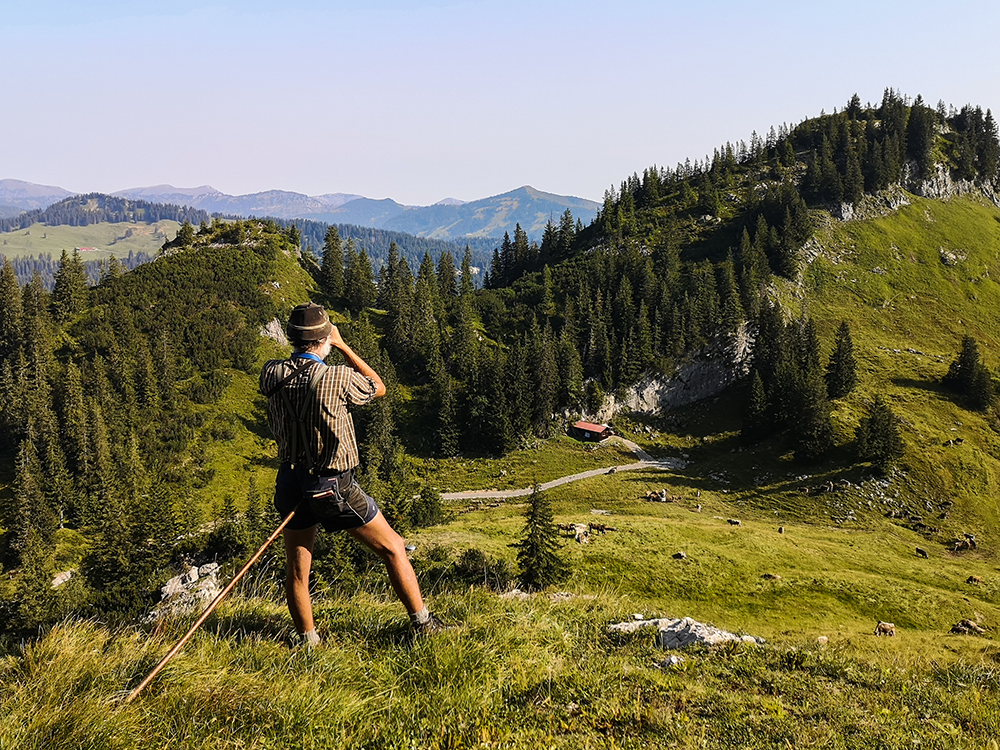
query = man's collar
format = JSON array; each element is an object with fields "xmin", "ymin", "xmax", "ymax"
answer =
[{"xmin": 292, "ymin": 352, "xmax": 325, "ymax": 364}]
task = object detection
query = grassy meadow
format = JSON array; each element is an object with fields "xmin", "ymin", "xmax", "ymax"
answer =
[
  {"xmin": 0, "ymin": 220, "xmax": 181, "ymax": 259},
  {"xmin": 8, "ymin": 194, "xmax": 1000, "ymax": 747}
]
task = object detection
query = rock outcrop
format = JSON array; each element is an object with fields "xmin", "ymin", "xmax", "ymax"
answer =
[
  {"xmin": 144, "ymin": 562, "xmax": 222, "ymax": 623},
  {"xmin": 608, "ymin": 615, "xmax": 763, "ymax": 648},
  {"xmin": 593, "ymin": 323, "xmax": 753, "ymax": 421}
]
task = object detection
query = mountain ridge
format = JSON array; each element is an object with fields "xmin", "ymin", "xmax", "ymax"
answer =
[{"xmin": 0, "ymin": 179, "xmax": 598, "ymax": 240}]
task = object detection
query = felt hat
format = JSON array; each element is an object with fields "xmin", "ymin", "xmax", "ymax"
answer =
[{"xmin": 286, "ymin": 302, "xmax": 332, "ymax": 342}]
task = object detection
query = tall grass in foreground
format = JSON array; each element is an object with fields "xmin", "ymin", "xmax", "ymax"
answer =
[{"xmin": 5, "ymin": 587, "xmax": 1000, "ymax": 749}]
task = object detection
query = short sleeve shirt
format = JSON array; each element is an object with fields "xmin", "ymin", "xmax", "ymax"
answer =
[{"xmin": 259, "ymin": 358, "xmax": 378, "ymax": 472}]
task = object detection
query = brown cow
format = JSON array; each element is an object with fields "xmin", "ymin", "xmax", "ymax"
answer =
[{"xmin": 966, "ymin": 575, "xmax": 983, "ymax": 585}]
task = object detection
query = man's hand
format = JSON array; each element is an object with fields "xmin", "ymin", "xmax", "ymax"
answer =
[{"xmin": 328, "ymin": 324, "xmax": 346, "ymax": 350}]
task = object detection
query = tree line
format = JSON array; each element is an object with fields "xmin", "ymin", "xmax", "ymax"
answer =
[
  {"xmin": 2, "ymin": 250, "xmax": 152, "ymax": 289},
  {"xmin": 0, "ymin": 193, "xmax": 211, "ymax": 233}
]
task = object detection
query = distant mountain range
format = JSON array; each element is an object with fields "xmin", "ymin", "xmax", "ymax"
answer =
[{"xmin": 0, "ymin": 179, "xmax": 599, "ymax": 241}]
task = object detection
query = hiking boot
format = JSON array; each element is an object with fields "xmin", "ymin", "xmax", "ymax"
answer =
[{"xmin": 413, "ymin": 612, "xmax": 454, "ymax": 637}]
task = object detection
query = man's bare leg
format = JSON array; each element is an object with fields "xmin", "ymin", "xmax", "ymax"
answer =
[
  {"xmin": 348, "ymin": 512, "xmax": 424, "ymax": 614},
  {"xmin": 284, "ymin": 525, "xmax": 319, "ymax": 634}
]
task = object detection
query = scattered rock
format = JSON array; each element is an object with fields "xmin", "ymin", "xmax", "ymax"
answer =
[
  {"xmin": 51, "ymin": 569, "xmax": 75, "ymax": 588},
  {"xmin": 145, "ymin": 563, "xmax": 223, "ymax": 623},
  {"xmin": 817, "ymin": 636, "xmax": 828, "ymax": 645},
  {"xmin": 606, "ymin": 616, "xmax": 763, "ymax": 648},
  {"xmin": 655, "ymin": 654, "xmax": 685, "ymax": 668},
  {"xmin": 656, "ymin": 617, "xmax": 763, "ymax": 649}
]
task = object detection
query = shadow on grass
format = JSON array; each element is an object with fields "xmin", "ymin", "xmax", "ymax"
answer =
[{"xmin": 891, "ymin": 377, "xmax": 952, "ymax": 396}]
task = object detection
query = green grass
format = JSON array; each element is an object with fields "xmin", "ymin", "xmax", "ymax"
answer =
[{"xmin": 0, "ymin": 220, "xmax": 182, "ymax": 259}]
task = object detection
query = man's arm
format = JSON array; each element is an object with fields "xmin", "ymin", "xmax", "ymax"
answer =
[{"xmin": 329, "ymin": 325, "xmax": 386, "ymax": 398}]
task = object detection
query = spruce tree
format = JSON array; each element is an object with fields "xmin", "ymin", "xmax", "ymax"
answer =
[
  {"xmin": 460, "ymin": 246, "xmax": 475, "ymax": 297},
  {"xmin": 433, "ymin": 365, "xmax": 460, "ymax": 458},
  {"xmin": 0, "ymin": 257, "xmax": 22, "ymax": 360},
  {"xmin": 320, "ymin": 225, "xmax": 344, "ymax": 305},
  {"xmin": 436, "ymin": 250, "xmax": 458, "ymax": 303},
  {"xmin": 944, "ymin": 335, "xmax": 991, "ymax": 410},
  {"xmin": 512, "ymin": 485, "xmax": 567, "ymax": 591},
  {"xmin": 741, "ymin": 370, "xmax": 769, "ymax": 445},
  {"xmin": 826, "ymin": 321, "xmax": 858, "ymax": 399},
  {"xmin": 344, "ymin": 241, "xmax": 376, "ymax": 316},
  {"xmin": 856, "ymin": 395, "xmax": 904, "ymax": 474},
  {"xmin": 51, "ymin": 248, "xmax": 88, "ymax": 321}
]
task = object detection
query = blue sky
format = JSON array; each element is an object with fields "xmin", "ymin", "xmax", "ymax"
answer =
[{"xmin": 4, "ymin": 0, "xmax": 999, "ymax": 205}]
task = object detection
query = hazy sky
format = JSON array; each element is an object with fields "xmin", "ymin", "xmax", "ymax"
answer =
[{"xmin": 4, "ymin": 0, "xmax": 999, "ymax": 205}]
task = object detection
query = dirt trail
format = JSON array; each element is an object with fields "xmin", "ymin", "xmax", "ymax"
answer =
[{"xmin": 440, "ymin": 438, "xmax": 687, "ymax": 501}]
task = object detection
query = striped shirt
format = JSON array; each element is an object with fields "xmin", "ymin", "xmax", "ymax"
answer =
[{"xmin": 259, "ymin": 358, "xmax": 378, "ymax": 472}]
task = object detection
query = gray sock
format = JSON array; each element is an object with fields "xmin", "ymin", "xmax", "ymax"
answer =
[
  {"xmin": 300, "ymin": 629, "xmax": 321, "ymax": 645},
  {"xmin": 409, "ymin": 607, "xmax": 430, "ymax": 625}
]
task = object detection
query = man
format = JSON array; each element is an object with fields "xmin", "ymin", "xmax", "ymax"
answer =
[{"xmin": 260, "ymin": 302, "xmax": 447, "ymax": 645}]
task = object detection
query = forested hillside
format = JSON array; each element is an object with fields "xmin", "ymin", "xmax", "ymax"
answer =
[
  {"xmin": 0, "ymin": 193, "xmax": 211, "ymax": 232},
  {"xmin": 2, "ymin": 87, "xmax": 1000, "ymax": 644}
]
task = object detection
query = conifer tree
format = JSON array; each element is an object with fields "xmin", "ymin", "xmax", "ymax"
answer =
[
  {"xmin": 11, "ymin": 439, "xmax": 56, "ymax": 568},
  {"xmin": 460, "ymin": 246, "xmax": 475, "ymax": 297},
  {"xmin": 826, "ymin": 321, "xmax": 858, "ymax": 399},
  {"xmin": 436, "ymin": 250, "xmax": 458, "ymax": 303},
  {"xmin": 433, "ymin": 365, "xmax": 460, "ymax": 457},
  {"xmin": 320, "ymin": 225, "xmax": 344, "ymax": 305},
  {"xmin": 0, "ymin": 257, "xmax": 22, "ymax": 360},
  {"xmin": 531, "ymin": 322, "xmax": 560, "ymax": 437},
  {"xmin": 51, "ymin": 248, "xmax": 88, "ymax": 322},
  {"xmin": 945, "ymin": 335, "xmax": 984, "ymax": 396},
  {"xmin": 344, "ymin": 241, "xmax": 376, "ymax": 316},
  {"xmin": 512, "ymin": 485, "xmax": 567, "ymax": 591},
  {"xmin": 558, "ymin": 323, "xmax": 584, "ymax": 411},
  {"xmin": 741, "ymin": 370, "xmax": 769, "ymax": 444},
  {"xmin": 14, "ymin": 526, "xmax": 59, "ymax": 630},
  {"xmin": 856, "ymin": 395, "xmax": 904, "ymax": 474}
]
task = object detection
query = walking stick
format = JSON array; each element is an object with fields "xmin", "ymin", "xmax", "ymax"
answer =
[{"xmin": 124, "ymin": 505, "xmax": 300, "ymax": 704}]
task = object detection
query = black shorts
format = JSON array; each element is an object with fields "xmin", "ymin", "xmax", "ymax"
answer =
[{"xmin": 274, "ymin": 464, "xmax": 379, "ymax": 531}]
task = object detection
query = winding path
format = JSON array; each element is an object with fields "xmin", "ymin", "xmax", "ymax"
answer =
[{"xmin": 440, "ymin": 438, "xmax": 688, "ymax": 501}]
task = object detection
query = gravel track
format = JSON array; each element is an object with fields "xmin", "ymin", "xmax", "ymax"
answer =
[{"xmin": 440, "ymin": 438, "xmax": 687, "ymax": 501}]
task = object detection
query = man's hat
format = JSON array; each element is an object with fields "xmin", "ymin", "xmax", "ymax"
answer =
[{"xmin": 286, "ymin": 302, "xmax": 332, "ymax": 342}]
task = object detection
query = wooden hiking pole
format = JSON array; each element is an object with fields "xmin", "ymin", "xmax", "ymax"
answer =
[{"xmin": 124, "ymin": 506, "xmax": 300, "ymax": 704}]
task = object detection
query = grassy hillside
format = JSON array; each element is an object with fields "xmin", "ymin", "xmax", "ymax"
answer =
[{"xmin": 0, "ymin": 220, "xmax": 181, "ymax": 259}]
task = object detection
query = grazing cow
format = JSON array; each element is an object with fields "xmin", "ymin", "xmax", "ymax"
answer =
[
  {"xmin": 672, "ymin": 551, "xmax": 687, "ymax": 560},
  {"xmin": 874, "ymin": 621, "xmax": 896, "ymax": 637},
  {"xmin": 778, "ymin": 526, "xmax": 785, "ymax": 534},
  {"xmin": 762, "ymin": 573, "xmax": 781, "ymax": 580},
  {"xmin": 967, "ymin": 575, "xmax": 983, "ymax": 585},
  {"xmin": 727, "ymin": 519, "xmax": 742, "ymax": 527},
  {"xmin": 916, "ymin": 547, "xmax": 929, "ymax": 559}
]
